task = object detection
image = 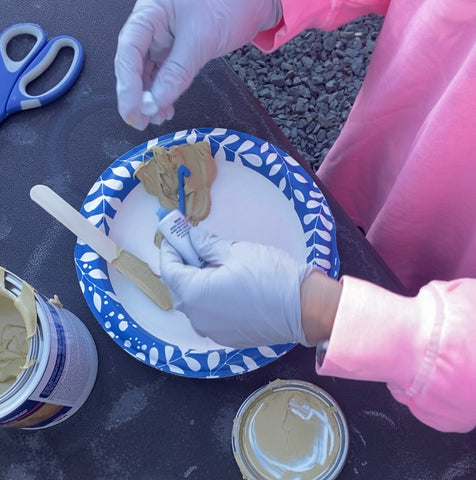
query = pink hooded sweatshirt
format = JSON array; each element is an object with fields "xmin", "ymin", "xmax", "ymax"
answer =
[{"xmin": 254, "ymin": 0, "xmax": 476, "ymax": 432}]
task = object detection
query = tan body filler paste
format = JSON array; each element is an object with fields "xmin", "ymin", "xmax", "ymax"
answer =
[
  {"xmin": 233, "ymin": 380, "xmax": 349, "ymax": 480},
  {"xmin": 135, "ymin": 141, "xmax": 217, "ymax": 228},
  {"xmin": 0, "ymin": 268, "xmax": 37, "ymax": 395},
  {"xmin": 243, "ymin": 389, "xmax": 340, "ymax": 480}
]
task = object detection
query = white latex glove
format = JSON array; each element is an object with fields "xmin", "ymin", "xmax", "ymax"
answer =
[
  {"xmin": 115, "ymin": 0, "xmax": 283, "ymax": 129},
  {"xmin": 159, "ymin": 228, "xmax": 314, "ymax": 348}
]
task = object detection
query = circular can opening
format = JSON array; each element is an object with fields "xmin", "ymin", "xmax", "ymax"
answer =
[{"xmin": 232, "ymin": 379, "xmax": 349, "ymax": 480}]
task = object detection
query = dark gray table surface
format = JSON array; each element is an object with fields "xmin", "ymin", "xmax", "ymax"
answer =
[{"xmin": 0, "ymin": 2, "xmax": 474, "ymax": 479}]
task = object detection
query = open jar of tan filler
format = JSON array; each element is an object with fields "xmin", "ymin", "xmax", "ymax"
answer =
[
  {"xmin": 0, "ymin": 267, "xmax": 97, "ymax": 429},
  {"xmin": 232, "ymin": 379, "xmax": 349, "ymax": 480}
]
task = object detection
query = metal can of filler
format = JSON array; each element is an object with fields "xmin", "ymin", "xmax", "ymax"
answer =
[
  {"xmin": 0, "ymin": 267, "xmax": 98, "ymax": 429},
  {"xmin": 232, "ymin": 379, "xmax": 349, "ymax": 480}
]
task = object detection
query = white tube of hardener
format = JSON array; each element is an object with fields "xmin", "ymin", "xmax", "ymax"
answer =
[{"xmin": 156, "ymin": 207, "xmax": 207, "ymax": 268}]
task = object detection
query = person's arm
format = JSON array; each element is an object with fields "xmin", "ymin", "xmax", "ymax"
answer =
[
  {"xmin": 115, "ymin": 0, "xmax": 282, "ymax": 129},
  {"xmin": 300, "ymin": 269, "xmax": 342, "ymax": 345},
  {"xmin": 314, "ymin": 276, "xmax": 476, "ymax": 433},
  {"xmin": 160, "ymin": 229, "xmax": 476, "ymax": 433},
  {"xmin": 254, "ymin": 0, "xmax": 391, "ymax": 52}
]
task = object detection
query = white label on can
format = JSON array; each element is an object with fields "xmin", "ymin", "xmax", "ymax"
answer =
[
  {"xmin": 0, "ymin": 295, "xmax": 98, "ymax": 429},
  {"xmin": 28, "ymin": 299, "xmax": 97, "ymax": 408}
]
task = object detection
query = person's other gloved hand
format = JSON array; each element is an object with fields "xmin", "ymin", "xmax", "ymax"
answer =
[
  {"xmin": 159, "ymin": 227, "xmax": 314, "ymax": 348},
  {"xmin": 115, "ymin": 0, "xmax": 283, "ymax": 130}
]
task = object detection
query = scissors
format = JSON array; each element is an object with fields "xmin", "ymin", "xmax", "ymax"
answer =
[{"xmin": 0, "ymin": 23, "xmax": 84, "ymax": 124}]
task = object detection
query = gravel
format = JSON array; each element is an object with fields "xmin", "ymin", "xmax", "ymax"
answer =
[{"xmin": 227, "ymin": 14, "xmax": 384, "ymax": 170}]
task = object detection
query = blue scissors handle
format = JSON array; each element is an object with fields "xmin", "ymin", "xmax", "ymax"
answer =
[
  {"xmin": 6, "ymin": 35, "xmax": 84, "ymax": 115},
  {"xmin": 0, "ymin": 23, "xmax": 47, "ymax": 118},
  {"xmin": 0, "ymin": 23, "xmax": 84, "ymax": 121},
  {"xmin": 0, "ymin": 23, "xmax": 47, "ymax": 75}
]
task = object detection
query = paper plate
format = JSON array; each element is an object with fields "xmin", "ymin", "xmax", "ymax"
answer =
[{"xmin": 74, "ymin": 128, "xmax": 340, "ymax": 378}]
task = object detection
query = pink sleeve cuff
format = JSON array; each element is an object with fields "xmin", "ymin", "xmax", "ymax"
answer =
[
  {"xmin": 317, "ymin": 275, "xmax": 429, "ymax": 386},
  {"xmin": 253, "ymin": 0, "xmax": 389, "ymax": 52},
  {"xmin": 253, "ymin": 0, "xmax": 335, "ymax": 52},
  {"xmin": 317, "ymin": 276, "xmax": 476, "ymax": 432}
]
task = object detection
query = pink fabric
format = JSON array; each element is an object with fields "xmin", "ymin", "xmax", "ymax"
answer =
[
  {"xmin": 253, "ymin": 0, "xmax": 476, "ymax": 432},
  {"xmin": 255, "ymin": 0, "xmax": 476, "ymax": 292},
  {"xmin": 254, "ymin": 0, "xmax": 390, "ymax": 47},
  {"xmin": 320, "ymin": 276, "xmax": 476, "ymax": 433}
]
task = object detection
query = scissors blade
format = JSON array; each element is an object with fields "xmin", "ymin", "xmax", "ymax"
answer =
[{"xmin": 5, "ymin": 34, "xmax": 84, "ymax": 117}]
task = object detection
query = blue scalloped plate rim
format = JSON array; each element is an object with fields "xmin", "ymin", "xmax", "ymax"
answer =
[{"xmin": 74, "ymin": 127, "xmax": 340, "ymax": 378}]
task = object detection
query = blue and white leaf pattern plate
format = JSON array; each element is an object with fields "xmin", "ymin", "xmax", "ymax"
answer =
[{"xmin": 74, "ymin": 128, "xmax": 340, "ymax": 378}]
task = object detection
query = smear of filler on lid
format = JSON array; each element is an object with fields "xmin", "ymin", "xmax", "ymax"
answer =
[
  {"xmin": 233, "ymin": 379, "xmax": 349, "ymax": 480},
  {"xmin": 246, "ymin": 389, "xmax": 339, "ymax": 480},
  {"xmin": 0, "ymin": 267, "xmax": 37, "ymax": 395}
]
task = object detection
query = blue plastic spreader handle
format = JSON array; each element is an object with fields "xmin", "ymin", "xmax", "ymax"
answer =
[{"xmin": 177, "ymin": 164, "xmax": 191, "ymax": 214}]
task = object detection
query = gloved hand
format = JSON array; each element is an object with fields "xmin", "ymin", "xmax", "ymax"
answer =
[
  {"xmin": 159, "ymin": 227, "xmax": 314, "ymax": 348},
  {"xmin": 115, "ymin": 0, "xmax": 283, "ymax": 129}
]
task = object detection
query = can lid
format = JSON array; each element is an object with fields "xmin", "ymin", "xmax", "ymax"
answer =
[{"xmin": 232, "ymin": 379, "xmax": 349, "ymax": 480}]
